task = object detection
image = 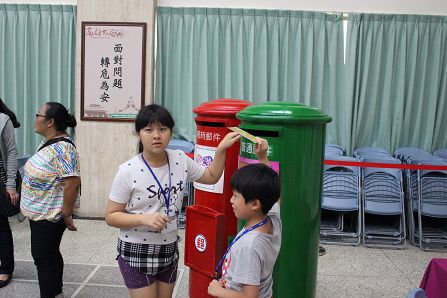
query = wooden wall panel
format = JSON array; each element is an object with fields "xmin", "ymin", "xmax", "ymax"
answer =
[{"xmin": 75, "ymin": 0, "xmax": 156, "ymax": 217}]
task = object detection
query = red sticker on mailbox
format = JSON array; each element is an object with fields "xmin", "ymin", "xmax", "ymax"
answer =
[{"xmin": 194, "ymin": 234, "xmax": 207, "ymax": 252}]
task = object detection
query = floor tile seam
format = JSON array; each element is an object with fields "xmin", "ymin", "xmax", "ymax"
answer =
[
  {"xmin": 70, "ymin": 265, "xmax": 101, "ymax": 298},
  {"xmin": 15, "ymin": 258, "xmax": 119, "ymax": 267},
  {"xmin": 11, "ymin": 278, "xmax": 127, "ymax": 288},
  {"xmin": 317, "ymin": 266, "xmax": 405, "ymax": 276},
  {"xmin": 12, "ymin": 279, "xmax": 80, "ymax": 285},
  {"xmin": 381, "ymin": 249, "xmax": 416, "ymax": 284},
  {"xmin": 78, "ymin": 283, "xmax": 127, "ymax": 288},
  {"xmin": 317, "ymin": 273, "xmax": 413, "ymax": 279}
]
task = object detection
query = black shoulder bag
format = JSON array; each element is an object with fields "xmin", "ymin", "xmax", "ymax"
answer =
[{"xmin": 0, "ymin": 170, "xmax": 22, "ymax": 217}]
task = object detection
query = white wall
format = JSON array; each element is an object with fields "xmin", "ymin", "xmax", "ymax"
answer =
[{"xmin": 3, "ymin": 0, "xmax": 447, "ymax": 15}]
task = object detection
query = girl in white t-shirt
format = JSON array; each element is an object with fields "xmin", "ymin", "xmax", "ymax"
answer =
[{"xmin": 105, "ymin": 104, "xmax": 240, "ymax": 298}]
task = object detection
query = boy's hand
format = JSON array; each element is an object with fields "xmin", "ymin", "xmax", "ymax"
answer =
[
  {"xmin": 141, "ymin": 212, "xmax": 170, "ymax": 231},
  {"xmin": 254, "ymin": 137, "xmax": 269, "ymax": 162},
  {"xmin": 208, "ymin": 279, "xmax": 224, "ymax": 297},
  {"xmin": 217, "ymin": 132, "xmax": 241, "ymax": 150}
]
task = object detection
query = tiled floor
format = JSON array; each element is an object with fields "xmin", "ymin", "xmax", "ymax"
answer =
[
  {"xmin": 2, "ymin": 219, "xmax": 188, "ymax": 298},
  {"xmin": 1, "ymin": 260, "xmax": 129, "ymax": 297},
  {"xmin": 1, "ymin": 218, "xmax": 446, "ymax": 297}
]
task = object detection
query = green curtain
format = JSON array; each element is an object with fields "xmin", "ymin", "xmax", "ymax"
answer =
[
  {"xmin": 346, "ymin": 14, "xmax": 447, "ymax": 154},
  {"xmin": 156, "ymin": 7, "xmax": 346, "ymax": 143},
  {"xmin": 0, "ymin": 4, "xmax": 77, "ymax": 157}
]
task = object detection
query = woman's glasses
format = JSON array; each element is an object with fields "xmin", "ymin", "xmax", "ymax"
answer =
[{"xmin": 35, "ymin": 114, "xmax": 50, "ymax": 119}]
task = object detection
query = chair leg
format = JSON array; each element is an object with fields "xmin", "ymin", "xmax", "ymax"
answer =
[
  {"xmin": 418, "ymin": 203, "xmax": 425, "ymax": 250},
  {"xmin": 320, "ymin": 210, "xmax": 361, "ymax": 246},
  {"xmin": 362, "ymin": 193, "xmax": 366, "ymax": 246}
]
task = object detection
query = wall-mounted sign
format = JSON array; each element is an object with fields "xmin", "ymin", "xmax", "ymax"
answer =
[{"xmin": 81, "ymin": 22, "xmax": 146, "ymax": 121}]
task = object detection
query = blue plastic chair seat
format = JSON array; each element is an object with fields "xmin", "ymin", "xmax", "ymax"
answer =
[
  {"xmin": 322, "ymin": 196, "xmax": 359, "ymax": 212},
  {"xmin": 167, "ymin": 139, "xmax": 195, "ymax": 153},
  {"xmin": 421, "ymin": 204, "xmax": 447, "ymax": 218},
  {"xmin": 364, "ymin": 200, "xmax": 402, "ymax": 215}
]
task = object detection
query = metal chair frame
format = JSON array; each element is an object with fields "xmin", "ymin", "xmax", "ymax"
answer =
[
  {"xmin": 362, "ymin": 168, "xmax": 406, "ymax": 249},
  {"xmin": 416, "ymin": 169, "xmax": 447, "ymax": 251},
  {"xmin": 320, "ymin": 161, "xmax": 361, "ymax": 246}
]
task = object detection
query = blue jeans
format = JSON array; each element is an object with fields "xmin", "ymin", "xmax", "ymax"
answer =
[
  {"xmin": 0, "ymin": 213, "xmax": 14, "ymax": 275},
  {"xmin": 30, "ymin": 219, "xmax": 66, "ymax": 298}
]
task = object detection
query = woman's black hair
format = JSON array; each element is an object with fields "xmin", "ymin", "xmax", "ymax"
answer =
[
  {"xmin": 231, "ymin": 164, "xmax": 280, "ymax": 214},
  {"xmin": 135, "ymin": 104, "xmax": 175, "ymax": 153},
  {"xmin": 45, "ymin": 102, "xmax": 77, "ymax": 132},
  {"xmin": 0, "ymin": 98, "xmax": 21, "ymax": 128}
]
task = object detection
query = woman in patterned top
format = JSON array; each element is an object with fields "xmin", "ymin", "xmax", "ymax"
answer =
[
  {"xmin": 21, "ymin": 102, "xmax": 80, "ymax": 298},
  {"xmin": 0, "ymin": 98, "xmax": 20, "ymax": 288},
  {"xmin": 106, "ymin": 104, "xmax": 240, "ymax": 298}
]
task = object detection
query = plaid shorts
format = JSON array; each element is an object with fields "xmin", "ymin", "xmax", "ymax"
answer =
[{"xmin": 117, "ymin": 238, "xmax": 179, "ymax": 275}]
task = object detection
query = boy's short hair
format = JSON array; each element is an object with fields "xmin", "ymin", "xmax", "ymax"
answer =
[{"xmin": 231, "ymin": 164, "xmax": 280, "ymax": 214}]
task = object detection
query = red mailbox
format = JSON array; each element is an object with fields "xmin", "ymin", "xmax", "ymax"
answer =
[
  {"xmin": 185, "ymin": 99, "xmax": 251, "ymax": 298},
  {"xmin": 192, "ymin": 99, "xmax": 251, "ymax": 237},
  {"xmin": 185, "ymin": 205, "xmax": 225, "ymax": 297}
]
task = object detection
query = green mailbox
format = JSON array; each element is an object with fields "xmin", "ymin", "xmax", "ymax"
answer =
[{"xmin": 236, "ymin": 101, "xmax": 332, "ymax": 298}]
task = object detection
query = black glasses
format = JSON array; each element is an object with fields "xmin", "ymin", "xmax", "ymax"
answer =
[{"xmin": 35, "ymin": 114, "xmax": 50, "ymax": 119}]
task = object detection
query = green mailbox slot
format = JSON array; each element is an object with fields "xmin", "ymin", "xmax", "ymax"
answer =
[
  {"xmin": 237, "ymin": 101, "xmax": 332, "ymax": 298},
  {"xmin": 237, "ymin": 125, "xmax": 281, "ymax": 231}
]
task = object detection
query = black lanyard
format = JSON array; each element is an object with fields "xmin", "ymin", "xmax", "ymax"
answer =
[
  {"xmin": 141, "ymin": 152, "xmax": 171, "ymax": 215},
  {"xmin": 215, "ymin": 216, "xmax": 270, "ymax": 278}
]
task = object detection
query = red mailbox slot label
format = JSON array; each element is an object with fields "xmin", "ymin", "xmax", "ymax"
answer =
[
  {"xmin": 238, "ymin": 133, "xmax": 280, "ymax": 173},
  {"xmin": 195, "ymin": 234, "xmax": 207, "ymax": 252},
  {"xmin": 196, "ymin": 126, "xmax": 224, "ymax": 146}
]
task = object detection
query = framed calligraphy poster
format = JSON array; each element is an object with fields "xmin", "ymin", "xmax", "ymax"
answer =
[{"xmin": 81, "ymin": 22, "xmax": 146, "ymax": 121}]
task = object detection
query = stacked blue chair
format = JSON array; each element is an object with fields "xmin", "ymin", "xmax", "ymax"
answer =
[
  {"xmin": 354, "ymin": 147, "xmax": 394, "ymax": 181},
  {"xmin": 167, "ymin": 139, "xmax": 195, "ymax": 153},
  {"xmin": 355, "ymin": 148, "xmax": 406, "ymax": 248},
  {"xmin": 354, "ymin": 147, "xmax": 391, "ymax": 159},
  {"xmin": 321, "ymin": 145, "xmax": 346, "ymax": 234},
  {"xmin": 433, "ymin": 149, "xmax": 447, "ymax": 161},
  {"xmin": 416, "ymin": 161, "xmax": 447, "ymax": 251},
  {"xmin": 325, "ymin": 144, "xmax": 345, "ymax": 156},
  {"xmin": 394, "ymin": 147, "xmax": 434, "ymax": 245},
  {"xmin": 394, "ymin": 147, "xmax": 447, "ymax": 251},
  {"xmin": 320, "ymin": 155, "xmax": 361, "ymax": 245},
  {"xmin": 167, "ymin": 139, "xmax": 195, "ymax": 228}
]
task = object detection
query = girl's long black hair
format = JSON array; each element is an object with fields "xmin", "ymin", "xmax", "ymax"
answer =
[{"xmin": 0, "ymin": 98, "xmax": 21, "ymax": 128}]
